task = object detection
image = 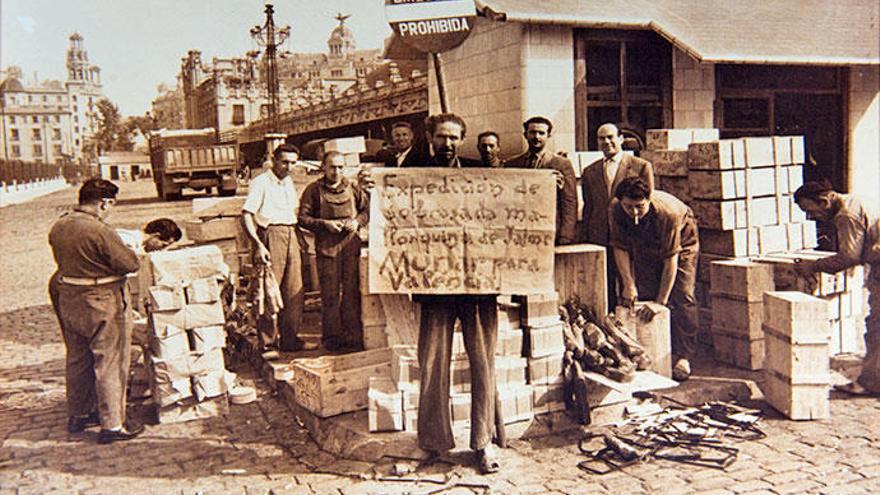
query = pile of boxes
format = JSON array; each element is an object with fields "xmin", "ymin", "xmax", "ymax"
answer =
[
  {"xmin": 184, "ymin": 196, "xmax": 251, "ymax": 283},
  {"xmin": 760, "ymin": 292, "xmax": 831, "ymax": 420},
  {"xmin": 145, "ymin": 245, "xmax": 232, "ymax": 423},
  {"xmin": 367, "ymin": 301, "xmax": 537, "ymax": 432},
  {"xmin": 519, "ymin": 292, "xmax": 568, "ymax": 417}
]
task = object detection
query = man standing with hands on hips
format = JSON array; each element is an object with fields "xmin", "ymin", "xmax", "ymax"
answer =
[{"xmin": 242, "ymin": 143, "xmax": 317, "ymax": 353}]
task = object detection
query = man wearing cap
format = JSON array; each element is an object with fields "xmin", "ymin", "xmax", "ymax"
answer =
[
  {"xmin": 581, "ymin": 123, "xmax": 654, "ymax": 309},
  {"xmin": 793, "ymin": 180, "xmax": 880, "ymax": 396},
  {"xmin": 48, "ymin": 178, "xmax": 143, "ymax": 443},
  {"xmin": 506, "ymin": 116, "xmax": 578, "ymax": 245},
  {"xmin": 242, "ymin": 143, "xmax": 316, "ymax": 353}
]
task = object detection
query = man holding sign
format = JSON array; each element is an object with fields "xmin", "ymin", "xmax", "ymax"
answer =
[{"xmin": 410, "ymin": 113, "xmax": 500, "ymax": 473}]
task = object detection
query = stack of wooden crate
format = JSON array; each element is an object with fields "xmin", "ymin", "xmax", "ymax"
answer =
[
  {"xmin": 184, "ymin": 196, "xmax": 251, "ymax": 282},
  {"xmin": 708, "ymin": 259, "xmax": 776, "ymax": 369},
  {"xmin": 518, "ymin": 292, "xmax": 568, "ymax": 417},
  {"xmin": 146, "ymin": 245, "xmax": 232, "ymax": 423},
  {"xmin": 367, "ymin": 302, "xmax": 531, "ymax": 433},
  {"xmin": 760, "ymin": 291, "xmax": 831, "ymax": 420},
  {"xmin": 642, "ymin": 128, "xmax": 720, "ymax": 204},
  {"xmin": 358, "ymin": 249, "xmax": 419, "ymax": 350}
]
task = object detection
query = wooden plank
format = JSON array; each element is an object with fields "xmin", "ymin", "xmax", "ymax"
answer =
[
  {"xmin": 553, "ymin": 244, "xmax": 607, "ymax": 317},
  {"xmin": 762, "ymin": 291, "xmax": 831, "ymax": 339},
  {"xmin": 761, "ymin": 371, "xmax": 829, "ymax": 420},
  {"xmin": 687, "ymin": 139, "xmax": 746, "ymax": 170},
  {"xmin": 709, "ymin": 258, "xmax": 775, "ymax": 302},
  {"xmin": 641, "ymin": 149, "xmax": 689, "ymax": 177},
  {"xmin": 692, "ymin": 196, "xmax": 790, "ymax": 230},
  {"xmin": 380, "ymin": 295, "xmax": 419, "ymax": 347},
  {"xmin": 614, "ymin": 303, "xmax": 672, "ymax": 378},
  {"xmin": 710, "ymin": 296, "xmax": 764, "ymax": 339},
  {"xmin": 711, "ymin": 331, "xmax": 764, "ymax": 370}
]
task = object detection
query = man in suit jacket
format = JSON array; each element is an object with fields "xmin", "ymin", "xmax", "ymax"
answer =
[
  {"xmin": 581, "ymin": 123, "xmax": 654, "ymax": 308},
  {"xmin": 384, "ymin": 121, "xmax": 426, "ymax": 168},
  {"xmin": 506, "ymin": 116, "xmax": 578, "ymax": 245}
]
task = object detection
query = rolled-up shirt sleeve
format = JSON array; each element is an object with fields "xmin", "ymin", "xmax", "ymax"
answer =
[
  {"xmin": 814, "ymin": 214, "xmax": 865, "ymax": 273},
  {"xmin": 241, "ymin": 176, "xmax": 265, "ymax": 216}
]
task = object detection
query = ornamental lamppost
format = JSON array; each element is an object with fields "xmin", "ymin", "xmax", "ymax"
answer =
[{"xmin": 250, "ymin": 3, "xmax": 290, "ymax": 133}]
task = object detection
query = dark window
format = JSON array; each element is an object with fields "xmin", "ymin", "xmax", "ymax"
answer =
[
  {"xmin": 232, "ymin": 104, "xmax": 245, "ymax": 125},
  {"xmin": 52, "ymin": 128, "xmax": 62, "ymax": 140},
  {"xmin": 11, "ymin": 145, "xmax": 21, "ymax": 157},
  {"xmin": 10, "ymin": 129, "xmax": 19, "ymax": 141},
  {"xmin": 53, "ymin": 144, "xmax": 63, "ymax": 155},
  {"xmin": 575, "ymin": 29, "xmax": 672, "ymax": 151},
  {"xmin": 33, "ymin": 144, "xmax": 43, "ymax": 156},
  {"xmin": 32, "ymin": 129, "xmax": 41, "ymax": 140},
  {"xmin": 8, "ymin": 116, "xmax": 15, "ymax": 124},
  {"xmin": 32, "ymin": 116, "xmax": 39, "ymax": 123}
]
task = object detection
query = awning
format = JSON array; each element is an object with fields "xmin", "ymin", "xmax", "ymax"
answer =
[{"xmin": 476, "ymin": 0, "xmax": 880, "ymax": 65}]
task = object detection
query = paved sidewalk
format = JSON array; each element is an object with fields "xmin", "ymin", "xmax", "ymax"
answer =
[{"xmin": 1, "ymin": 182, "xmax": 879, "ymax": 494}]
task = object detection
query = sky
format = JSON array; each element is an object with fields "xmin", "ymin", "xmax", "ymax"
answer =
[{"xmin": 1, "ymin": 0, "xmax": 393, "ymax": 116}]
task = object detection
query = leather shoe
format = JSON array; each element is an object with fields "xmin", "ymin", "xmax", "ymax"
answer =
[
  {"xmin": 97, "ymin": 423, "xmax": 145, "ymax": 444},
  {"xmin": 67, "ymin": 412, "xmax": 100, "ymax": 433}
]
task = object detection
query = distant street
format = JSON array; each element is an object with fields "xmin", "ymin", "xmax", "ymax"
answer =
[{"xmin": 1, "ymin": 182, "xmax": 880, "ymax": 494}]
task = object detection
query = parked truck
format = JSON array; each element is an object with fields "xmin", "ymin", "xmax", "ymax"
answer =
[{"xmin": 149, "ymin": 128, "xmax": 239, "ymax": 200}]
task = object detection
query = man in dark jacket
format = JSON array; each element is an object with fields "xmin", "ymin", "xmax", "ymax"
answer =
[
  {"xmin": 506, "ymin": 116, "xmax": 578, "ymax": 245},
  {"xmin": 581, "ymin": 123, "xmax": 654, "ymax": 308},
  {"xmin": 298, "ymin": 151, "xmax": 370, "ymax": 351}
]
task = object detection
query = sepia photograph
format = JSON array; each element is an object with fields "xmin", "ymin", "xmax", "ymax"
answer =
[{"xmin": 1, "ymin": 0, "xmax": 878, "ymax": 493}]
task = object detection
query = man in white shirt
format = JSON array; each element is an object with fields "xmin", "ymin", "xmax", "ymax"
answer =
[{"xmin": 242, "ymin": 143, "xmax": 316, "ymax": 352}]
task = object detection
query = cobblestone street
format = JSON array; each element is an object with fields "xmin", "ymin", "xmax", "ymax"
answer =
[{"xmin": 1, "ymin": 183, "xmax": 879, "ymax": 494}]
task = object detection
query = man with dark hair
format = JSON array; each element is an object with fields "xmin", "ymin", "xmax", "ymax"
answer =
[
  {"xmin": 385, "ymin": 121, "xmax": 424, "ymax": 168},
  {"xmin": 793, "ymin": 180, "xmax": 880, "ymax": 396},
  {"xmin": 609, "ymin": 176, "xmax": 699, "ymax": 381},
  {"xmin": 581, "ymin": 123, "xmax": 654, "ymax": 308},
  {"xmin": 476, "ymin": 131, "xmax": 504, "ymax": 168},
  {"xmin": 410, "ymin": 113, "xmax": 500, "ymax": 474},
  {"xmin": 506, "ymin": 115, "xmax": 578, "ymax": 245},
  {"xmin": 117, "ymin": 218, "xmax": 183, "ymax": 254},
  {"xmin": 243, "ymin": 142, "xmax": 315, "ymax": 353},
  {"xmin": 298, "ymin": 151, "xmax": 370, "ymax": 351},
  {"xmin": 48, "ymin": 178, "xmax": 144, "ymax": 443}
]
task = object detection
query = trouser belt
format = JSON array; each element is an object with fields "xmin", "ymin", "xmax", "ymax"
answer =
[{"xmin": 60, "ymin": 275, "xmax": 126, "ymax": 286}]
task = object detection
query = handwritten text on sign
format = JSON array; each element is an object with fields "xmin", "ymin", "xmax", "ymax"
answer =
[{"xmin": 369, "ymin": 168, "xmax": 556, "ymax": 294}]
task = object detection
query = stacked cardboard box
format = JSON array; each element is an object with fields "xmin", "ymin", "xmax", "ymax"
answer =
[
  {"xmin": 709, "ymin": 259, "xmax": 776, "ymax": 369},
  {"xmin": 518, "ymin": 292, "xmax": 567, "ymax": 417},
  {"xmin": 146, "ymin": 245, "xmax": 231, "ymax": 423},
  {"xmin": 184, "ymin": 196, "xmax": 250, "ymax": 282},
  {"xmin": 760, "ymin": 292, "xmax": 831, "ymax": 420}
]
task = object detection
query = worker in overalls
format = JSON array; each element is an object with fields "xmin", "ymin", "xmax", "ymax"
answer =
[{"xmin": 298, "ymin": 151, "xmax": 370, "ymax": 351}]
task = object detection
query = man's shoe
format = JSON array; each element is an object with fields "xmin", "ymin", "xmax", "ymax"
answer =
[
  {"xmin": 67, "ymin": 412, "xmax": 100, "ymax": 433},
  {"xmin": 97, "ymin": 423, "xmax": 145, "ymax": 444}
]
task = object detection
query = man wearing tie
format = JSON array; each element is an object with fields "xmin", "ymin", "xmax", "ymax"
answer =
[
  {"xmin": 384, "ymin": 121, "xmax": 425, "ymax": 168},
  {"xmin": 507, "ymin": 116, "xmax": 578, "ymax": 245},
  {"xmin": 581, "ymin": 123, "xmax": 654, "ymax": 309}
]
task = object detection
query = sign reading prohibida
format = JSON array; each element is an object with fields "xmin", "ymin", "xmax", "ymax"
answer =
[
  {"xmin": 385, "ymin": 0, "xmax": 476, "ymax": 53},
  {"xmin": 368, "ymin": 168, "xmax": 557, "ymax": 295}
]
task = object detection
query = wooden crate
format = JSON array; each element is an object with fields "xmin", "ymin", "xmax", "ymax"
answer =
[
  {"xmin": 525, "ymin": 323, "xmax": 565, "ymax": 358},
  {"xmin": 368, "ymin": 376, "xmax": 403, "ymax": 432},
  {"xmin": 517, "ymin": 292, "xmax": 561, "ymax": 328},
  {"xmin": 527, "ymin": 353, "xmax": 565, "ymax": 385},
  {"xmin": 711, "ymin": 296, "xmax": 764, "ymax": 339},
  {"xmin": 554, "ymin": 244, "xmax": 607, "ymax": 317},
  {"xmin": 741, "ymin": 137, "xmax": 776, "ymax": 167},
  {"xmin": 646, "ymin": 128, "xmax": 719, "ymax": 151},
  {"xmin": 710, "ymin": 258, "xmax": 775, "ymax": 302},
  {"xmin": 762, "ymin": 291, "xmax": 831, "ymax": 338},
  {"xmin": 687, "ymin": 139, "xmax": 746, "ymax": 170},
  {"xmin": 614, "ymin": 303, "xmax": 672, "ymax": 378},
  {"xmin": 688, "ymin": 166, "xmax": 801, "ymax": 200},
  {"xmin": 193, "ymin": 196, "xmax": 246, "ymax": 218},
  {"xmin": 291, "ymin": 348, "xmax": 393, "ymax": 418},
  {"xmin": 692, "ymin": 196, "xmax": 792, "ymax": 230},
  {"xmin": 641, "ymin": 149, "xmax": 689, "ymax": 177},
  {"xmin": 184, "ymin": 217, "xmax": 241, "ymax": 243},
  {"xmin": 657, "ymin": 176, "xmax": 691, "ymax": 202},
  {"xmin": 531, "ymin": 383, "xmax": 566, "ymax": 415},
  {"xmin": 761, "ymin": 371, "xmax": 829, "ymax": 420},
  {"xmin": 763, "ymin": 325, "xmax": 830, "ymax": 384},
  {"xmin": 712, "ymin": 330, "xmax": 764, "ymax": 370},
  {"xmin": 699, "ymin": 224, "xmax": 792, "ymax": 257}
]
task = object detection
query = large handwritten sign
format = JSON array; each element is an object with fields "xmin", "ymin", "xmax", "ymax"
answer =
[{"xmin": 369, "ymin": 168, "xmax": 556, "ymax": 294}]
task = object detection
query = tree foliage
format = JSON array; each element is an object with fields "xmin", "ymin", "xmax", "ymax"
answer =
[{"xmin": 94, "ymin": 98, "xmax": 133, "ymax": 153}]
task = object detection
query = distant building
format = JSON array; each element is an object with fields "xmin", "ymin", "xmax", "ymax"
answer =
[
  {"xmin": 98, "ymin": 150, "xmax": 151, "ymax": 181},
  {"xmin": 179, "ymin": 14, "xmax": 382, "ymax": 136},
  {"xmin": 0, "ymin": 33, "xmax": 104, "ymax": 164},
  {"xmin": 150, "ymin": 82, "xmax": 185, "ymax": 130}
]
